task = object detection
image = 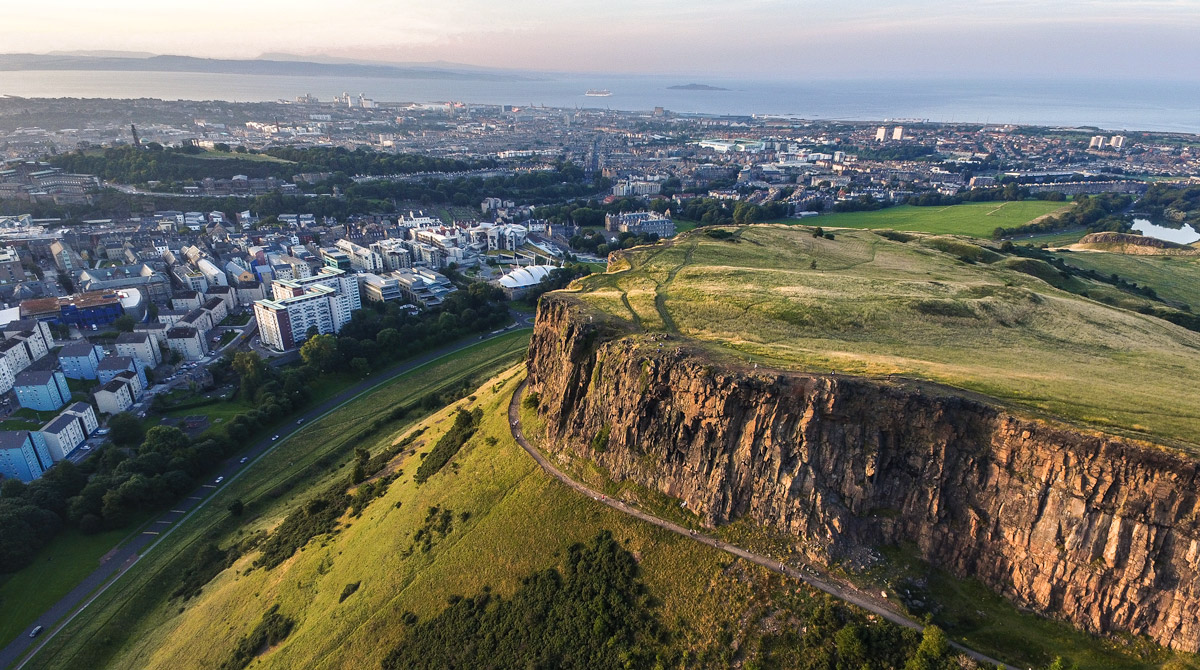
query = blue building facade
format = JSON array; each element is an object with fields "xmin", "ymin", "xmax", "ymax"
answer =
[
  {"xmin": 0, "ymin": 430, "xmax": 52, "ymax": 482},
  {"xmin": 14, "ymin": 370, "xmax": 72, "ymax": 412},
  {"xmin": 57, "ymin": 340, "xmax": 105, "ymax": 380},
  {"xmin": 97, "ymin": 356, "xmax": 147, "ymax": 389},
  {"xmin": 58, "ymin": 299, "xmax": 125, "ymax": 330}
]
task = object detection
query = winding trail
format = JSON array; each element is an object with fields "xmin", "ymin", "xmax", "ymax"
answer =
[{"xmin": 508, "ymin": 379, "xmax": 1016, "ymax": 670}]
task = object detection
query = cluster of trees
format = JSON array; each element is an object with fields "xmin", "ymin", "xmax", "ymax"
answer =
[
  {"xmin": 381, "ymin": 531, "xmax": 672, "ymax": 669},
  {"xmin": 414, "ymin": 408, "xmax": 482, "ymax": 484},
  {"xmin": 907, "ymin": 186, "xmax": 1068, "ymax": 208},
  {"xmin": 992, "ymin": 193, "xmax": 1133, "ymax": 239},
  {"xmin": 381, "ymin": 529, "xmax": 971, "ymax": 670},
  {"xmin": 520, "ymin": 264, "xmax": 594, "ymax": 304},
  {"xmin": 306, "ymin": 282, "xmax": 511, "ymax": 376},
  {"xmin": 833, "ymin": 194, "xmax": 889, "ymax": 213},
  {"xmin": 675, "ymin": 198, "xmax": 789, "ymax": 226},
  {"xmin": 262, "ymin": 146, "xmax": 490, "ymax": 177},
  {"xmin": 1138, "ymin": 183, "xmax": 1200, "ymax": 224},
  {"xmin": 569, "ymin": 230, "xmax": 659, "ymax": 256},
  {"xmin": 533, "ymin": 197, "xmax": 653, "ymax": 227},
  {"xmin": 331, "ymin": 162, "xmax": 607, "ymax": 209},
  {"xmin": 50, "ymin": 145, "xmax": 291, "ymax": 184},
  {"xmin": 0, "ymin": 421, "xmax": 234, "ymax": 572},
  {"xmin": 48, "ymin": 145, "xmax": 495, "ymax": 189}
]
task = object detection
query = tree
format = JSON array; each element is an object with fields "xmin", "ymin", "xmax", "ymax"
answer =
[
  {"xmin": 350, "ymin": 357, "xmax": 370, "ymax": 377},
  {"xmin": 227, "ymin": 499, "xmax": 244, "ymax": 516},
  {"xmin": 231, "ymin": 351, "xmax": 268, "ymax": 399},
  {"xmin": 300, "ymin": 333, "xmax": 340, "ymax": 373},
  {"xmin": 108, "ymin": 412, "xmax": 145, "ymax": 447},
  {"xmin": 113, "ymin": 315, "xmax": 136, "ymax": 332},
  {"xmin": 140, "ymin": 426, "xmax": 190, "ymax": 455}
]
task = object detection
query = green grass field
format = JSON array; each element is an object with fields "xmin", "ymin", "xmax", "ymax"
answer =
[
  {"xmin": 807, "ymin": 200, "xmax": 1072, "ymax": 237},
  {"xmin": 572, "ymin": 225, "xmax": 1200, "ymax": 450},
  {"xmin": 22, "ymin": 333, "xmax": 532, "ymax": 670},
  {"xmin": 0, "ymin": 517, "xmax": 152, "ymax": 645}
]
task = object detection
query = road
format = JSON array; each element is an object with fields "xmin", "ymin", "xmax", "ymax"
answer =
[
  {"xmin": 507, "ymin": 380, "xmax": 1017, "ymax": 670},
  {"xmin": 1, "ymin": 327, "xmax": 531, "ymax": 670}
]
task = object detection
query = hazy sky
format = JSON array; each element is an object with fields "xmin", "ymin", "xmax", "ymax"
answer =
[{"xmin": 6, "ymin": 0, "xmax": 1200, "ymax": 79}]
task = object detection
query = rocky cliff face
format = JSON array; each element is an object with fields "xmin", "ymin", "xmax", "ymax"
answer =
[{"xmin": 526, "ymin": 295, "xmax": 1200, "ymax": 652}]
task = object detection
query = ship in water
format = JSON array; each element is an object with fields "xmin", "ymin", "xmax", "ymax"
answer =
[{"xmin": 585, "ymin": 89, "xmax": 611, "ymax": 97}]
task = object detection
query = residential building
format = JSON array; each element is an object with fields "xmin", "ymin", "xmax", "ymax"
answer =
[
  {"xmin": 14, "ymin": 369, "xmax": 71, "ymax": 411},
  {"xmin": 134, "ymin": 321, "xmax": 168, "ymax": 347},
  {"xmin": 94, "ymin": 377, "xmax": 135, "ymax": 415},
  {"xmin": 335, "ymin": 239, "xmax": 385, "ymax": 272},
  {"xmin": 50, "ymin": 240, "xmax": 83, "ymax": 272},
  {"xmin": 0, "ymin": 356, "xmax": 14, "ymax": 395},
  {"xmin": 0, "ymin": 246, "xmax": 26, "ymax": 284},
  {"xmin": 203, "ymin": 297, "xmax": 228, "ymax": 325},
  {"xmin": 253, "ymin": 267, "xmax": 361, "ymax": 351},
  {"xmin": 166, "ymin": 325, "xmax": 207, "ymax": 361},
  {"xmin": 0, "ymin": 430, "xmax": 52, "ymax": 482},
  {"xmin": 40, "ymin": 402, "xmax": 97, "ymax": 461},
  {"xmin": 0, "ymin": 339, "xmax": 31, "ymax": 378},
  {"xmin": 369, "ymin": 239, "xmax": 412, "ymax": 270},
  {"xmin": 1, "ymin": 319, "xmax": 54, "ymax": 351},
  {"xmin": 115, "ymin": 332, "xmax": 162, "ymax": 368},
  {"xmin": 58, "ymin": 339, "xmax": 105, "ymax": 379},
  {"xmin": 98, "ymin": 355, "xmax": 147, "ymax": 391}
]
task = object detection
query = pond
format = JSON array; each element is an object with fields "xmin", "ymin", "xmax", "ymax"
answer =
[{"xmin": 1131, "ymin": 219, "xmax": 1200, "ymax": 245}]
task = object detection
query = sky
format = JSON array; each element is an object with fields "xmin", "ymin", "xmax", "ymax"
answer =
[{"xmin": 5, "ymin": 0, "xmax": 1200, "ymax": 79}]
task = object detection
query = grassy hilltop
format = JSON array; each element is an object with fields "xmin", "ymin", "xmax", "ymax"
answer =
[{"xmin": 570, "ymin": 225, "xmax": 1200, "ymax": 450}]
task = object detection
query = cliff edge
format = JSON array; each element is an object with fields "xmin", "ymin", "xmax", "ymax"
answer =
[{"xmin": 526, "ymin": 294, "xmax": 1200, "ymax": 652}]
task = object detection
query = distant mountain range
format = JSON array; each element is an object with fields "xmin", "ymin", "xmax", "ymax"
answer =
[{"xmin": 0, "ymin": 53, "xmax": 534, "ymax": 81}]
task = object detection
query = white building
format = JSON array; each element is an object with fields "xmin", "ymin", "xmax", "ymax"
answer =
[
  {"xmin": 39, "ymin": 402, "xmax": 97, "ymax": 460},
  {"xmin": 335, "ymin": 239, "xmax": 385, "ymax": 272},
  {"xmin": 253, "ymin": 267, "xmax": 362, "ymax": 351}
]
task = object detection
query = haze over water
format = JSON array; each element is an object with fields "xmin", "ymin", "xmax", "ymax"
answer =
[{"xmin": 1, "ymin": 70, "xmax": 1197, "ymax": 133}]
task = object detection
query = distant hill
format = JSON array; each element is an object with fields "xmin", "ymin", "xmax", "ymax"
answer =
[
  {"xmin": 0, "ymin": 53, "xmax": 531, "ymax": 81},
  {"xmin": 667, "ymin": 83, "xmax": 730, "ymax": 91}
]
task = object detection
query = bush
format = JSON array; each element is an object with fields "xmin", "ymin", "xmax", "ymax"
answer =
[{"xmin": 414, "ymin": 409, "xmax": 482, "ymax": 484}]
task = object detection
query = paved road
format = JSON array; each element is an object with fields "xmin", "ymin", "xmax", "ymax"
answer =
[
  {"xmin": 507, "ymin": 380, "xmax": 1017, "ymax": 670},
  {"xmin": 1, "ymin": 327, "xmax": 531, "ymax": 670}
]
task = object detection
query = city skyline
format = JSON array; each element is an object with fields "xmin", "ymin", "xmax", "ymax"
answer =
[{"xmin": 3, "ymin": 0, "xmax": 1199, "ymax": 80}]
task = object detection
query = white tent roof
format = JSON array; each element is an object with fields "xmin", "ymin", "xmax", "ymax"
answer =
[{"xmin": 497, "ymin": 265, "xmax": 554, "ymax": 289}]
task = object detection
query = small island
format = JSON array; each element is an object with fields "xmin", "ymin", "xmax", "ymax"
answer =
[{"xmin": 667, "ymin": 83, "xmax": 729, "ymax": 91}]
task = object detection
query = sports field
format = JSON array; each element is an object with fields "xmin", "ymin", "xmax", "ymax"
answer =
[{"xmin": 810, "ymin": 200, "xmax": 1072, "ymax": 237}]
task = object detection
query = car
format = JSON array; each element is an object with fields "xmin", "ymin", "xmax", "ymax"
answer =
[
  {"xmin": 214, "ymin": 476, "xmax": 224, "ymax": 484},
  {"xmin": 296, "ymin": 418, "xmax": 304, "ymax": 425},
  {"xmin": 29, "ymin": 625, "xmax": 43, "ymax": 638},
  {"xmin": 239, "ymin": 457, "xmax": 249, "ymax": 464},
  {"xmin": 271, "ymin": 434, "xmax": 280, "ymax": 441}
]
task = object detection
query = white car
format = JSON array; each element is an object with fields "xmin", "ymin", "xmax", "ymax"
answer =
[
  {"xmin": 271, "ymin": 435, "xmax": 280, "ymax": 441},
  {"xmin": 215, "ymin": 476, "xmax": 224, "ymax": 484},
  {"xmin": 239, "ymin": 457, "xmax": 249, "ymax": 464}
]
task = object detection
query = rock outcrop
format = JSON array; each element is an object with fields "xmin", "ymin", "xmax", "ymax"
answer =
[
  {"xmin": 1071, "ymin": 232, "xmax": 1199, "ymax": 255},
  {"xmin": 526, "ymin": 294, "xmax": 1200, "ymax": 652}
]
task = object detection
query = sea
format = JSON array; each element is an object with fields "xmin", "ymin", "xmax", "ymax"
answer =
[{"xmin": 1, "ymin": 70, "xmax": 1198, "ymax": 133}]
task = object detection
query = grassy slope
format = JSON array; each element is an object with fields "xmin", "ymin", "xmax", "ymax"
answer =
[
  {"xmin": 115, "ymin": 370, "xmax": 775, "ymax": 670},
  {"xmin": 25, "ymin": 333, "xmax": 532, "ymax": 670},
  {"xmin": 573, "ymin": 225, "xmax": 1200, "ymax": 450},
  {"xmin": 809, "ymin": 200, "xmax": 1070, "ymax": 237},
  {"xmin": 1051, "ymin": 251, "xmax": 1200, "ymax": 311}
]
